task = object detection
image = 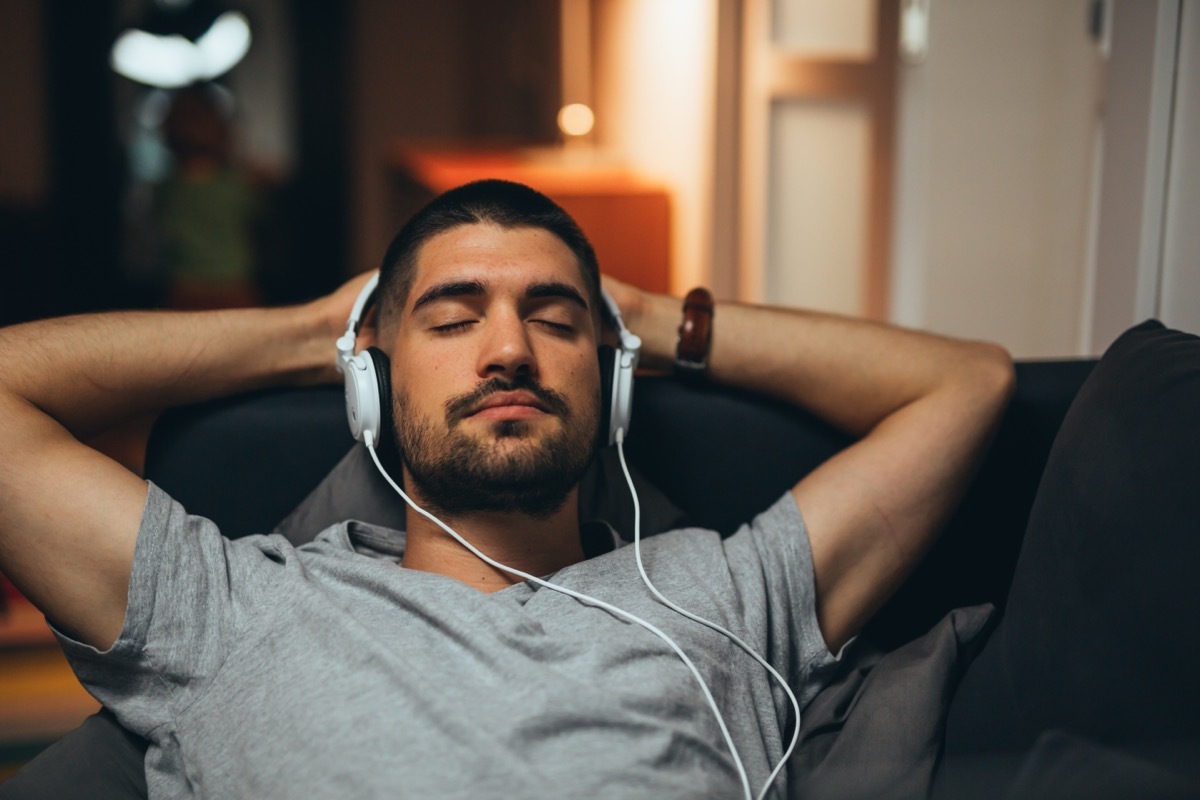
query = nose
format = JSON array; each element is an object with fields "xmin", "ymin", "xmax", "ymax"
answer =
[{"xmin": 476, "ymin": 308, "xmax": 536, "ymax": 380}]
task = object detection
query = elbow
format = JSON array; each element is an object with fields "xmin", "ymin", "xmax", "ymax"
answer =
[
  {"xmin": 968, "ymin": 341, "xmax": 1017, "ymax": 415},
  {"xmin": 984, "ymin": 341, "xmax": 1016, "ymax": 395}
]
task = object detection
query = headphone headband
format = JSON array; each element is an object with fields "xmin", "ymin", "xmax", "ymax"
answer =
[
  {"xmin": 600, "ymin": 288, "xmax": 642, "ymax": 367},
  {"xmin": 336, "ymin": 272, "xmax": 380, "ymax": 374}
]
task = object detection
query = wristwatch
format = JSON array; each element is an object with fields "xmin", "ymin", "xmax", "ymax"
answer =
[{"xmin": 675, "ymin": 287, "xmax": 714, "ymax": 374}]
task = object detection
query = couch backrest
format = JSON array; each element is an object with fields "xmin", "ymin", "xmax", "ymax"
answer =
[{"xmin": 145, "ymin": 360, "xmax": 1097, "ymax": 649}]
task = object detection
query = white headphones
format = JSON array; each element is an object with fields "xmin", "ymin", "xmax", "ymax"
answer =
[
  {"xmin": 598, "ymin": 287, "xmax": 642, "ymax": 445},
  {"xmin": 335, "ymin": 271, "xmax": 641, "ymax": 448}
]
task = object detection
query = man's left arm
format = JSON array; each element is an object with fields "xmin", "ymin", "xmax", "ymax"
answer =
[{"xmin": 606, "ymin": 279, "xmax": 1015, "ymax": 653}]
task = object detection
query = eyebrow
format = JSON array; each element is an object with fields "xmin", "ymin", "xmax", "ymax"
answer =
[
  {"xmin": 525, "ymin": 281, "xmax": 590, "ymax": 312},
  {"xmin": 410, "ymin": 279, "xmax": 590, "ymax": 314},
  {"xmin": 411, "ymin": 280, "xmax": 486, "ymax": 314}
]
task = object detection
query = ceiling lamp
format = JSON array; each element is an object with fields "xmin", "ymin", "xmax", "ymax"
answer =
[{"xmin": 111, "ymin": 10, "xmax": 252, "ymax": 88}]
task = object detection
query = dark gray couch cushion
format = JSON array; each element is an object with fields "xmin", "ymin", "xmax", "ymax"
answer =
[{"xmin": 945, "ymin": 321, "xmax": 1200, "ymax": 755}]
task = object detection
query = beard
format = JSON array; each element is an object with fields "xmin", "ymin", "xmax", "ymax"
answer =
[{"xmin": 392, "ymin": 375, "xmax": 599, "ymax": 519}]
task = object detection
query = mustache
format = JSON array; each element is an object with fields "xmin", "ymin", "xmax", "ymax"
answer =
[{"xmin": 444, "ymin": 376, "xmax": 571, "ymax": 424}]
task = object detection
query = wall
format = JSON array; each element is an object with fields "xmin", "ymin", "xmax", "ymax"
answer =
[
  {"xmin": 889, "ymin": 0, "xmax": 1104, "ymax": 358},
  {"xmin": 592, "ymin": 0, "xmax": 719, "ymax": 294},
  {"xmin": 349, "ymin": 0, "xmax": 560, "ymax": 275},
  {"xmin": 350, "ymin": 2, "xmax": 469, "ymax": 274},
  {"xmin": 226, "ymin": 0, "xmax": 296, "ymax": 176},
  {"xmin": 1090, "ymin": 0, "xmax": 1200, "ymax": 347},
  {"xmin": 1161, "ymin": 1, "xmax": 1200, "ymax": 335}
]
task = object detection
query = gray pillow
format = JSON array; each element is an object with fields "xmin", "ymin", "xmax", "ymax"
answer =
[{"xmin": 274, "ymin": 444, "xmax": 688, "ymax": 547}]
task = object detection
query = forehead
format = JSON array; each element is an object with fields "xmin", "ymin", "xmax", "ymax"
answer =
[{"xmin": 407, "ymin": 223, "xmax": 588, "ymax": 308}]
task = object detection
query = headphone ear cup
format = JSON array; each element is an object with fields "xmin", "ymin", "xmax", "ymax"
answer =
[
  {"xmin": 344, "ymin": 347, "xmax": 391, "ymax": 446},
  {"xmin": 597, "ymin": 345, "xmax": 616, "ymax": 447},
  {"xmin": 366, "ymin": 346, "xmax": 393, "ymax": 448}
]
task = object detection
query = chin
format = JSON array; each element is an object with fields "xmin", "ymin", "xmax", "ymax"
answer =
[{"xmin": 491, "ymin": 419, "xmax": 532, "ymax": 438}]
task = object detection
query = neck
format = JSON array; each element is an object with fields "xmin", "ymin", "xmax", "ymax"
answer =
[{"xmin": 400, "ymin": 485, "xmax": 585, "ymax": 593}]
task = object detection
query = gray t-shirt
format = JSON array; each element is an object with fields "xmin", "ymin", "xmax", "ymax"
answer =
[{"xmin": 58, "ymin": 483, "xmax": 840, "ymax": 799}]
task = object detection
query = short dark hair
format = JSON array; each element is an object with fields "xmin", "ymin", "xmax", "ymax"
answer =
[{"xmin": 377, "ymin": 179, "xmax": 601, "ymax": 329}]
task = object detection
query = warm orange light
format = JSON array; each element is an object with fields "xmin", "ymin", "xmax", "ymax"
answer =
[{"xmin": 557, "ymin": 103, "xmax": 595, "ymax": 137}]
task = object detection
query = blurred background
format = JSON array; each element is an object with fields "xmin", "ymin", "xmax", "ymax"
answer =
[
  {"xmin": 0, "ymin": 0, "xmax": 1197, "ymax": 773},
  {"xmin": 1, "ymin": 0, "xmax": 1196, "ymax": 355},
  {"xmin": 0, "ymin": 0, "xmax": 1195, "ymax": 357}
]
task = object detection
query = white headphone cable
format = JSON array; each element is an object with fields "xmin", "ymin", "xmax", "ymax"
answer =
[
  {"xmin": 614, "ymin": 428, "xmax": 801, "ymax": 800},
  {"xmin": 364, "ymin": 431, "xmax": 755, "ymax": 800}
]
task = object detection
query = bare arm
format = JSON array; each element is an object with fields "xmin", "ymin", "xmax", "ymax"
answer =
[
  {"xmin": 607, "ymin": 279, "xmax": 1015, "ymax": 652},
  {"xmin": 0, "ymin": 274, "xmax": 373, "ymax": 650}
]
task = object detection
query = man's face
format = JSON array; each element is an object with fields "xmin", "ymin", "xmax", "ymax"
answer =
[{"xmin": 386, "ymin": 223, "xmax": 602, "ymax": 518}]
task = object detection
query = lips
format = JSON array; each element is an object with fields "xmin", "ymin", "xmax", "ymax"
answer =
[
  {"xmin": 467, "ymin": 391, "xmax": 550, "ymax": 417},
  {"xmin": 445, "ymin": 377, "xmax": 571, "ymax": 424}
]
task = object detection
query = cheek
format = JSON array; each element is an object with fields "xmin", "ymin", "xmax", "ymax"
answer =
[
  {"xmin": 390, "ymin": 357, "xmax": 443, "ymax": 421},
  {"xmin": 569, "ymin": 353, "xmax": 603, "ymax": 413},
  {"xmin": 393, "ymin": 343, "xmax": 460, "ymax": 393}
]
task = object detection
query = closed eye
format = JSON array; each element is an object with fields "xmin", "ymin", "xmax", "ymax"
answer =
[
  {"xmin": 431, "ymin": 320, "xmax": 476, "ymax": 334},
  {"xmin": 532, "ymin": 319, "xmax": 576, "ymax": 335}
]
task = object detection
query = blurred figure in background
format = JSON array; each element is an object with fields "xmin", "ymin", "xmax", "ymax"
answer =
[{"xmin": 156, "ymin": 83, "xmax": 260, "ymax": 309}]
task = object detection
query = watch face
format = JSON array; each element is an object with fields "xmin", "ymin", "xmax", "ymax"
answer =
[{"xmin": 676, "ymin": 288, "xmax": 713, "ymax": 370}]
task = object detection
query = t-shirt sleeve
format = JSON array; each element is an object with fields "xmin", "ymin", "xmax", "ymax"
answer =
[
  {"xmin": 721, "ymin": 492, "xmax": 847, "ymax": 706},
  {"xmin": 54, "ymin": 481, "xmax": 289, "ymax": 738}
]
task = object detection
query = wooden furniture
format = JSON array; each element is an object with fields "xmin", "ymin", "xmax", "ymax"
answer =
[{"xmin": 388, "ymin": 145, "xmax": 672, "ymax": 293}]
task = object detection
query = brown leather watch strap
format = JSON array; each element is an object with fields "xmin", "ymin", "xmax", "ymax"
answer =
[{"xmin": 675, "ymin": 287, "xmax": 714, "ymax": 373}]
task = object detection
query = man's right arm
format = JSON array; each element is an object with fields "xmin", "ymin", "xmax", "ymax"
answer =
[
  {"xmin": 604, "ymin": 276, "xmax": 1014, "ymax": 653},
  {"xmin": 0, "ymin": 275, "xmax": 372, "ymax": 651}
]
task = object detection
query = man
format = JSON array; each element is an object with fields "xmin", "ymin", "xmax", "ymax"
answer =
[{"xmin": 0, "ymin": 180, "xmax": 1014, "ymax": 797}]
